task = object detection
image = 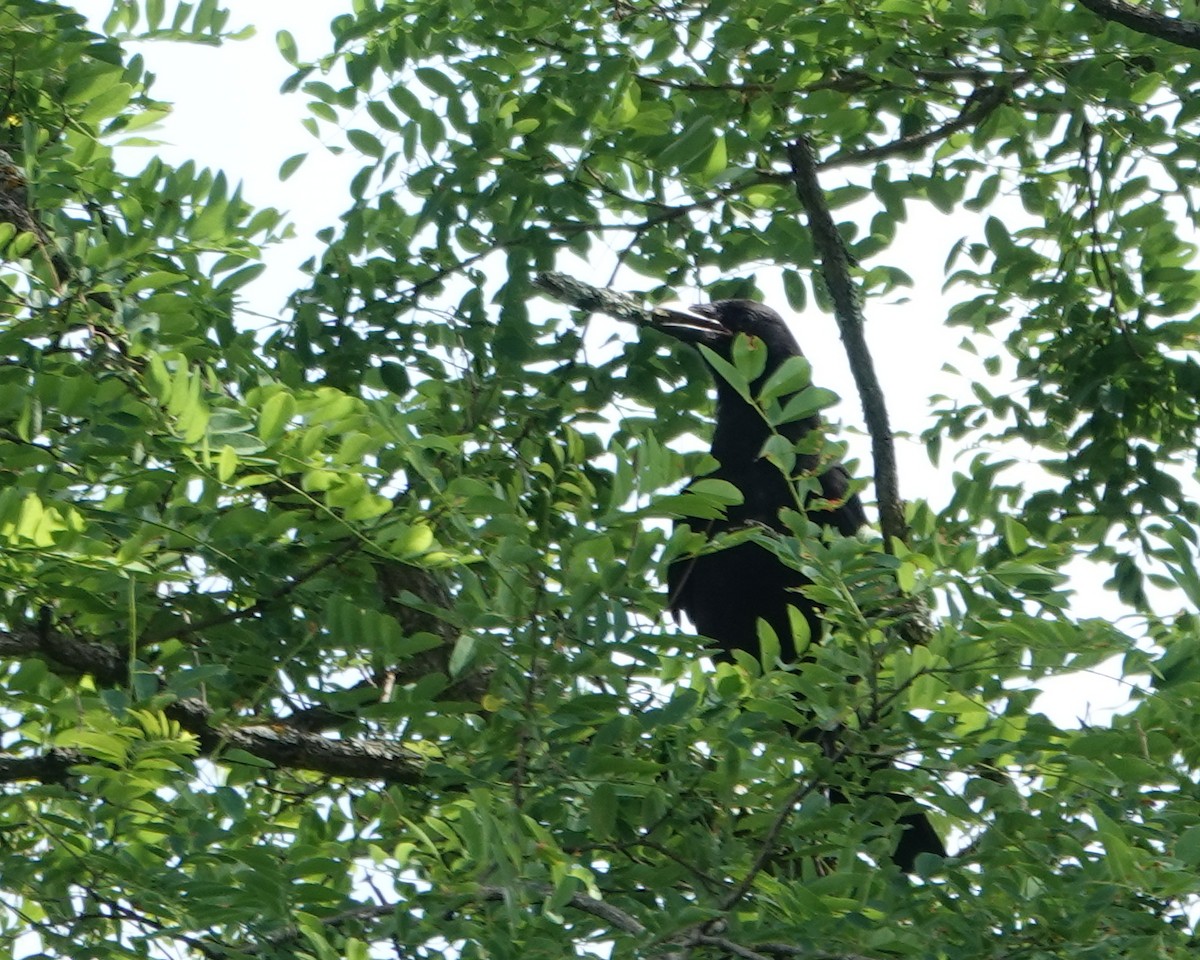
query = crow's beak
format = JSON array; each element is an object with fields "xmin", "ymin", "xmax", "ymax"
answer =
[{"xmin": 648, "ymin": 304, "xmax": 731, "ymax": 345}]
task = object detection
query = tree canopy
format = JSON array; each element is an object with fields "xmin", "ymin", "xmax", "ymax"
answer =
[{"xmin": 3, "ymin": 0, "xmax": 1200, "ymax": 957}]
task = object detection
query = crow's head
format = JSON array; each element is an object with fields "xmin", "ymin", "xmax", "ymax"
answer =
[{"xmin": 650, "ymin": 299, "xmax": 803, "ymax": 362}]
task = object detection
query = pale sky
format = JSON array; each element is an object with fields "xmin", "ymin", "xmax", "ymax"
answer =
[{"xmin": 76, "ymin": 1, "xmax": 360, "ymax": 315}]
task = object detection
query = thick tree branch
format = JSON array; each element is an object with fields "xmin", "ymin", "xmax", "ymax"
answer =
[
  {"xmin": 0, "ymin": 748, "xmax": 84, "ymax": 784},
  {"xmin": 1077, "ymin": 0, "xmax": 1200, "ymax": 50},
  {"xmin": 165, "ymin": 697, "xmax": 423, "ymax": 782},
  {"xmin": 0, "ymin": 627, "xmax": 423, "ymax": 784},
  {"xmin": 786, "ymin": 138, "xmax": 907, "ymax": 550},
  {"xmin": 0, "ymin": 625, "xmax": 126, "ymax": 685},
  {"xmin": 533, "ymin": 271, "xmax": 668, "ymax": 327}
]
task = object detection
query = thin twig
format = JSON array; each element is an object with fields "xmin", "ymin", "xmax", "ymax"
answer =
[
  {"xmin": 154, "ymin": 538, "xmax": 360, "ymax": 641},
  {"xmin": 478, "ymin": 884, "xmax": 648, "ymax": 936},
  {"xmin": 719, "ymin": 759, "xmax": 839, "ymax": 912},
  {"xmin": 823, "ymin": 84, "xmax": 1010, "ymax": 169}
]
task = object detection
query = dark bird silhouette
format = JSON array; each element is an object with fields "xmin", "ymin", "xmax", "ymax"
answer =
[
  {"xmin": 659, "ymin": 300, "xmax": 864, "ymax": 663},
  {"xmin": 652, "ymin": 298, "xmax": 944, "ymax": 872}
]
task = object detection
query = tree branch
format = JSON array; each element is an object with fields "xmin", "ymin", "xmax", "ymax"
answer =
[
  {"xmin": 478, "ymin": 884, "xmax": 649, "ymax": 937},
  {"xmin": 823, "ymin": 84, "xmax": 1011, "ymax": 169},
  {"xmin": 0, "ymin": 748, "xmax": 84, "ymax": 784},
  {"xmin": 719, "ymin": 756, "xmax": 838, "ymax": 911},
  {"xmin": 533, "ymin": 270, "xmax": 667, "ymax": 327},
  {"xmin": 167, "ymin": 697, "xmax": 424, "ymax": 782},
  {"xmin": 786, "ymin": 137, "xmax": 908, "ymax": 549},
  {"xmin": 0, "ymin": 626, "xmax": 424, "ymax": 784},
  {"xmin": 0, "ymin": 624, "xmax": 125, "ymax": 685},
  {"xmin": 687, "ymin": 935, "xmax": 773, "ymax": 960},
  {"xmin": 1077, "ymin": 0, "xmax": 1200, "ymax": 50},
  {"xmin": 758, "ymin": 946, "xmax": 884, "ymax": 960},
  {"xmin": 154, "ymin": 538, "xmax": 361, "ymax": 643}
]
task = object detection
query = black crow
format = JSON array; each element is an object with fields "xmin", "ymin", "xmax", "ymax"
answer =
[
  {"xmin": 651, "ymin": 298, "xmax": 944, "ymax": 872},
  {"xmin": 656, "ymin": 300, "xmax": 865, "ymax": 662}
]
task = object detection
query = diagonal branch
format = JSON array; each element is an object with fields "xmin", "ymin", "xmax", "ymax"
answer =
[
  {"xmin": 1077, "ymin": 0, "xmax": 1200, "ymax": 50},
  {"xmin": 786, "ymin": 137, "xmax": 907, "ymax": 550},
  {"xmin": 719, "ymin": 752, "xmax": 841, "ymax": 912},
  {"xmin": 533, "ymin": 270, "xmax": 666, "ymax": 327},
  {"xmin": 823, "ymin": 84, "xmax": 1012, "ymax": 169},
  {"xmin": 478, "ymin": 885, "xmax": 649, "ymax": 937},
  {"xmin": 166, "ymin": 697, "xmax": 424, "ymax": 782}
]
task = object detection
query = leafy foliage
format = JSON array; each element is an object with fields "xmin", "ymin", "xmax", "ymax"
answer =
[{"xmin": 2, "ymin": 0, "xmax": 1200, "ymax": 958}]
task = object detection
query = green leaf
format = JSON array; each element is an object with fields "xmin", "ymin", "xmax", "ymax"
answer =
[
  {"xmin": 448, "ymin": 634, "xmax": 477, "ymax": 677},
  {"xmin": 756, "ymin": 618, "xmax": 781, "ymax": 669},
  {"xmin": 79, "ymin": 81, "xmax": 133, "ymax": 121},
  {"xmin": 415, "ymin": 66, "xmax": 458, "ymax": 99},
  {"xmin": 687, "ymin": 478, "xmax": 743, "ymax": 506},
  {"xmin": 366, "ymin": 99, "xmax": 401, "ymax": 132},
  {"xmin": 731, "ymin": 332, "xmax": 769, "ymax": 383},
  {"xmin": 775, "ymin": 386, "xmax": 838, "ymax": 425},
  {"xmin": 782, "ymin": 269, "xmax": 808, "ymax": 312},
  {"xmin": 1002, "ymin": 517, "xmax": 1028, "ymax": 554},
  {"xmin": 1176, "ymin": 825, "xmax": 1200, "ymax": 866},
  {"xmin": 984, "ymin": 215, "xmax": 1013, "ymax": 255},
  {"xmin": 698, "ymin": 345, "xmax": 752, "ymax": 402},
  {"xmin": 761, "ymin": 434, "xmax": 796, "ymax": 474},
  {"xmin": 758, "ymin": 356, "xmax": 812, "ymax": 403},
  {"xmin": 146, "ymin": 0, "xmax": 165, "ymax": 30},
  {"xmin": 347, "ymin": 129, "xmax": 384, "ymax": 159},
  {"xmin": 699, "ymin": 134, "xmax": 727, "ymax": 182},
  {"xmin": 393, "ymin": 523, "xmax": 433, "ymax": 556},
  {"xmin": 345, "ymin": 493, "xmax": 391, "ymax": 520},
  {"xmin": 589, "ymin": 782, "xmax": 617, "ymax": 839},
  {"xmin": 658, "ymin": 119, "xmax": 716, "ymax": 172},
  {"xmin": 217, "ymin": 444, "xmax": 238, "ymax": 482},
  {"xmin": 279, "ymin": 152, "xmax": 307, "ymax": 180},
  {"xmin": 55, "ymin": 730, "xmax": 128, "ymax": 765},
  {"xmin": 216, "ymin": 263, "xmax": 266, "ymax": 293},
  {"xmin": 277, "ymin": 30, "xmax": 298, "ymax": 65},
  {"xmin": 258, "ymin": 392, "xmax": 296, "ymax": 443},
  {"xmin": 124, "ymin": 271, "xmax": 188, "ymax": 295}
]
